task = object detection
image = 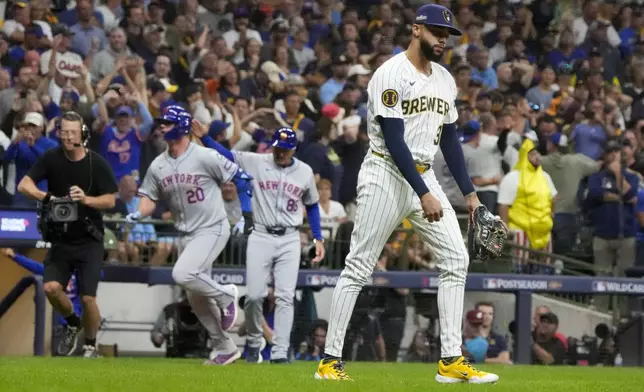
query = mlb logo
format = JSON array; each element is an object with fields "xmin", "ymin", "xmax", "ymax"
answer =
[
  {"xmin": 593, "ymin": 281, "xmax": 607, "ymax": 292},
  {"xmin": 307, "ymin": 275, "xmax": 321, "ymax": 286},
  {"xmin": 484, "ymin": 279, "xmax": 497, "ymax": 289}
]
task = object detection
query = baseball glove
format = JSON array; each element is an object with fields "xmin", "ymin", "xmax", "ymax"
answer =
[{"xmin": 468, "ymin": 205, "xmax": 509, "ymax": 261}]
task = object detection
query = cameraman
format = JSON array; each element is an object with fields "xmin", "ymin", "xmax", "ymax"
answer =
[{"xmin": 16, "ymin": 111, "xmax": 118, "ymax": 358}]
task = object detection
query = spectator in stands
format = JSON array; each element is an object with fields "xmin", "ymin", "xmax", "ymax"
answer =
[
  {"xmin": 96, "ymin": 90, "xmax": 153, "ymax": 183},
  {"xmin": 296, "ymin": 116, "xmax": 341, "ymax": 194},
  {"xmin": 404, "ymin": 330, "xmax": 432, "ymax": 363},
  {"xmin": 278, "ymin": 90, "xmax": 315, "ymax": 140},
  {"xmin": 373, "ymin": 250, "xmax": 408, "ymax": 362},
  {"xmin": 488, "ymin": 22, "xmax": 512, "ymax": 67},
  {"xmin": 547, "ymin": 28, "xmax": 587, "ymax": 69},
  {"xmin": 571, "ymin": 98, "xmax": 612, "ymax": 160},
  {"xmin": 498, "ymin": 138, "xmax": 558, "ymax": 273},
  {"xmin": 587, "ymin": 145, "xmax": 639, "ymax": 312},
  {"xmin": 296, "ymin": 321, "xmax": 327, "ymax": 361},
  {"xmin": 494, "ymin": 60, "xmax": 533, "ymax": 96},
  {"xmin": 532, "ymin": 312, "xmax": 566, "ymax": 365},
  {"xmin": 90, "ymin": 27, "xmax": 131, "ymax": 84},
  {"xmin": 463, "ymin": 120, "xmax": 503, "ymax": 213},
  {"xmin": 70, "ymin": 0, "xmax": 107, "ymax": 58},
  {"xmin": 469, "ymin": 47, "xmax": 498, "ymax": 90},
  {"xmin": 261, "ymin": 18, "xmax": 295, "ymax": 66},
  {"xmin": 475, "ymin": 302, "xmax": 512, "ymax": 364},
  {"xmin": 0, "ymin": 63, "xmax": 39, "ymax": 126},
  {"xmin": 316, "ymin": 179, "xmax": 347, "ymax": 242},
  {"xmin": 526, "ymin": 65, "xmax": 556, "ymax": 112},
  {"xmin": 462, "ymin": 309, "xmax": 488, "ymax": 364},
  {"xmin": 541, "ymin": 132, "xmax": 599, "ymax": 255},
  {"xmin": 434, "ymin": 148, "xmax": 467, "ymax": 213},
  {"xmin": 7, "ymin": 24, "xmax": 45, "ymax": 65},
  {"xmin": 4, "ymin": 112, "xmax": 57, "ymax": 207},
  {"xmin": 533, "ymin": 305, "xmax": 568, "ymax": 349},
  {"xmin": 40, "ymin": 24, "xmax": 81, "ymax": 79},
  {"xmin": 579, "ymin": 20, "xmax": 623, "ymax": 83},
  {"xmin": 111, "ymin": 175, "xmax": 159, "ymax": 265},
  {"xmin": 319, "ymin": 54, "xmax": 350, "ymax": 105},
  {"xmin": 223, "ymin": 8, "xmax": 263, "ymax": 64},
  {"xmin": 2, "ymin": 1, "xmax": 33, "ymax": 44}
]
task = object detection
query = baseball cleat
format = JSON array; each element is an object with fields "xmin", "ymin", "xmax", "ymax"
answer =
[
  {"xmin": 245, "ymin": 338, "xmax": 267, "ymax": 364},
  {"xmin": 435, "ymin": 356, "xmax": 499, "ymax": 384},
  {"xmin": 245, "ymin": 347, "xmax": 262, "ymax": 364},
  {"xmin": 221, "ymin": 285, "xmax": 238, "ymax": 331},
  {"xmin": 58, "ymin": 325, "xmax": 83, "ymax": 356},
  {"xmin": 204, "ymin": 350, "xmax": 241, "ymax": 366},
  {"xmin": 314, "ymin": 359, "xmax": 352, "ymax": 380},
  {"xmin": 82, "ymin": 345, "xmax": 101, "ymax": 358}
]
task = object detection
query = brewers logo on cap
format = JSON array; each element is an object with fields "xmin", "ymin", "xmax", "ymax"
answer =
[
  {"xmin": 381, "ymin": 89, "xmax": 399, "ymax": 108},
  {"xmin": 281, "ymin": 132, "xmax": 287, "ymax": 140},
  {"xmin": 443, "ymin": 10, "xmax": 451, "ymax": 24}
]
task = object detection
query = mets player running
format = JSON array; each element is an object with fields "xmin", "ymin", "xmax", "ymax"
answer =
[
  {"xmin": 126, "ymin": 106, "xmax": 254, "ymax": 365},
  {"xmin": 315, "ymin": 4, "xmax": 498, "ymax": 383},
  {"xmin": 200, "ymin": 126, "xmax": 325, "ymax": 364}
]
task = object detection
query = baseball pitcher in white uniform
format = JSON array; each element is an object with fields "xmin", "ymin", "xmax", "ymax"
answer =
[
  {"xmin": 199, "ymin": 126, "xmax": 325, "ymax": 363},
  {"xmin": 315, "ymin": 4, "xmax": 498, "ymax": 384},
  {"xmin": 126, "ymin": 106, "xmax": 254, "ymax": 366}
]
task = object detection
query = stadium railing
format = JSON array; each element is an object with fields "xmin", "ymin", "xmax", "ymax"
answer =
[
  {"xmin": 0, "ymin": 275, "xmax": 46, "ymax": 356},
  {"xmin": 4, "ymin": 208, "xmax": 643, "ymax": 362},
  {"xmin": 102, "ymin": 214, "xmax": 621, "ymax": 311}
]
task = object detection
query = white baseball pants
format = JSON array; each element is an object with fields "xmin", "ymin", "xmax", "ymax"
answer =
[{"xmin": 325, "ymin": 154, "xmax": 469, "ymax": 359}]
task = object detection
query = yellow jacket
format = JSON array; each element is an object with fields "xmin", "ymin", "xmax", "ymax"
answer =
[{"xmin": 508, "ymin": 139, "xmax": 553, "ymax": 249}]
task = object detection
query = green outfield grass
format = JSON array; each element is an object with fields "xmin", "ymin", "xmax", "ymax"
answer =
[{"xmin": 0, "ymin": 357, "xmax": 642, "ymax": 392}]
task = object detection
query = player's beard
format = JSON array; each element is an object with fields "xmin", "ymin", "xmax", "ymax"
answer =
[{"xmin": 420, "ymin": 40, "xmax": 443, "ymax": 63}]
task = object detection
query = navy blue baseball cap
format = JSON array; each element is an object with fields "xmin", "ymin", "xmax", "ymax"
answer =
[
  {"xmin": 209, "ymin": 120, "xmax": 230, "ymax": 138},
  {"xmin": 460, "ymin": 121, "xmax": 481, "ymax": 143},
  {"xmin": 414, "ymin": 4, "xmax": 462, "ymax": 36}
]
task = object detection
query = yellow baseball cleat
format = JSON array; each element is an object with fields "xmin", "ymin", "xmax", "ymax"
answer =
[
  {"xmin": 314, "ymin": 359, "xmax": 353, "ymax": 380},
  {"xmin": 435, "ymin": 356, "xmax": 499, "ymax": 384}
]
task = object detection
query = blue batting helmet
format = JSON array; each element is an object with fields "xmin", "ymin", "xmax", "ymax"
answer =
[
  {"xmin": 414, "ymin": 4, "xmax": 462, "ymax": 36},
  {"xmin": 271, "ymin": 127, "xmax": 297, "ymax": 150},
  {"xmin": 157, "ymin": 105, "xmax": 192, "ymax": 140}
]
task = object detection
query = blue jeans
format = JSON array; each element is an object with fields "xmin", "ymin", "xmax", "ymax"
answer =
[{"xmin": 552, "ymin": 213, "xmax": 579, "ymax": 255}]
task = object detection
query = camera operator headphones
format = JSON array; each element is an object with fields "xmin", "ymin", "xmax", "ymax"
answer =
[
  {"xmin": 58, "ymin": 111, "xmax": 93, "ymax": 194},
  {"xmin": 57, "ymin": 111, "xmax": 90, "ymax": 147}
]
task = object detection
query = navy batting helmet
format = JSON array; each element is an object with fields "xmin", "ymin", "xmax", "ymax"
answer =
[
  {"xmin": 414, "ymin": 4, "xmax": 462, "ymax": 36},
  {"xmin": 157, "ymin": 105, "xmax": 192, "ymax": 141},
  {"xmin": 271, "ymin": 127, "xmax": 297, "ymax": 150}
]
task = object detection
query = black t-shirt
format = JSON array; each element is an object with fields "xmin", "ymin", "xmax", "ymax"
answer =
[
  {"xmin": 532, "ymin": 336, "xmax": 566, "ymax": 365},
  {"xmin": 27, "ymin": 148, "xmax": 118, "ymax": 243}
]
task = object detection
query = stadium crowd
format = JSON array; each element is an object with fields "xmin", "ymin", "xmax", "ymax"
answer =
[
  {"xmin": 2, "ymin": 0, "xmax": 644, "ymax": 279},
  {"xmin": 0, "ymin": 0, "xmax": 641, "ymax": 363}
]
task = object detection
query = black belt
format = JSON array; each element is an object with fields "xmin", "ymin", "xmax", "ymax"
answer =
[
  {"xmin": 255, "ymin": 224, "xmax": 296, "ymax": 236},
  {"xmin": 266, "ymin": 227, "xmax": 287, "ymax": 235},
  {"xmin": 371, "ymin": 151, "xmax": 431, "ymax": 174}
]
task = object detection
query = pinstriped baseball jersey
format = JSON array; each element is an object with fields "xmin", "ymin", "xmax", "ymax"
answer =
[
  {"xmin": 232, "ymin": 152, "xmax": 319, "ymax": 227},
  {"xmin": 139, "ymin": 143, "xmax": 239, "ymax": 233},
  {"xmin": 367, "ymin": 52, "xmax": 458, "ymax": 164}
]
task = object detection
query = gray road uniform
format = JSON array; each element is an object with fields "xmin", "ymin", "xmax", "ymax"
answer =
[
  {"xmin": 139, "ymin": 143, "xmax": 239, "ymax": 354},
  {"xmin": 232, "ymin": 151, "xmax": 319, "ymax": 361}
]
